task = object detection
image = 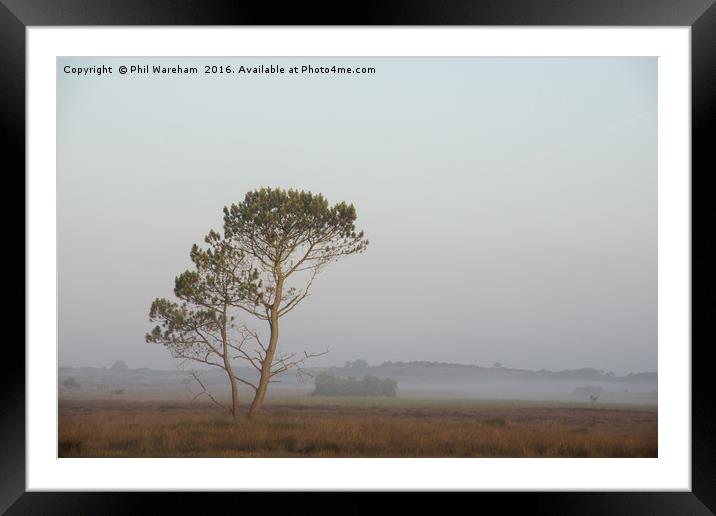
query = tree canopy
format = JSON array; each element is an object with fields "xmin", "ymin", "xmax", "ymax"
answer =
[{"xmin": 223, "ymin": 188, "xmax": 368, "ymax": 319}]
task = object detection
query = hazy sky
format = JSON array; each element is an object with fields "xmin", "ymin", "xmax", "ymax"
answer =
[{"xmin": 58, "ymin": 57, "xmax": 657, "ymax": 374}]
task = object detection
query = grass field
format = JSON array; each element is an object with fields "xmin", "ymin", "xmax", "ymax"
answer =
[{"xmin": 58, "ymin": 395, "xmax": 657, "ymax": 458}]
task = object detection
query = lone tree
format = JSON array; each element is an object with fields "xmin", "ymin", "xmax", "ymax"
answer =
[
  {"xmin": 146, "ymin": 230, "xmax": 260, "ymax": 420},
  {"xmin": 111, "ymin": 360, "xmax": 129, "ymax": 371},
  {"xmin": 223, "ymin": 187, "xmax": 368, "ymax": 417}
]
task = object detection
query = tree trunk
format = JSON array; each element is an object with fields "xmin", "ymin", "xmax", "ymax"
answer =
[
  {"xmin": 248, "ymin": 275, "xmax": 282, "ymax": 419},
  {"xmin": 221, "ymin": 311, "xmax": 240, "ymax": 420},
  {"xmin": 226, "ymin": 369, "xmax": 240, "ymax": 420},
  {"xmin": 247, "ymin": 309, "xmax": 278, "ymax": 418}
]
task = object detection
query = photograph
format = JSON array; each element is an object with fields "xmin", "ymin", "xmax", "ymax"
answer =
[
  {"xmin": 56, "ymin": 56, "xmax": 659, "ymax": 459},
  {"xmin": 3, "ymin": 0, "xmax": 708, "ymax": 507}
]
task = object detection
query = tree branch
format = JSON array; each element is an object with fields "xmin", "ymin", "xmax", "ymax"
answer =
[{"xmin": 189, "ymin": 372, "xmax": 230, "ymax": 413}]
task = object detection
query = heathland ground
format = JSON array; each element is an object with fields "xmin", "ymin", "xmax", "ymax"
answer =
[{"xmin": 58, "ymin": 392, "xmax": 657, "ymax": 458}]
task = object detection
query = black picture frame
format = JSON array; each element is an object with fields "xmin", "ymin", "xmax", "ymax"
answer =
[{"xmin": 4, "ymin": 0, "xmax": 713, "ymax": 513}]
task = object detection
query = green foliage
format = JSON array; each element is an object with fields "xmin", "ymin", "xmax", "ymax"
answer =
[
  {"xmin": 146, "ymin": 298, "xmax": 219, "ymax": 346},
  {"xmin": 173, "ymin": 229, "xmax": 260, "ymax": 309},
  {"xmin": 145, "ymin": 228, "xmax": 258, "ymax": 364},
  {"xmin": 223, "ymin": 187, "xmax": 368, "ymax": 276},
  {"xmin": 312, "ymin": 373, "xmax": 397, "ymax": 397}
]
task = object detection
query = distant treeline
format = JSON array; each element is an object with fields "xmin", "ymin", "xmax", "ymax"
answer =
[
  {"xmin": 313, "ymin": 373, "xmax": 397, "ymax": 397},
  {"xmin": 373, "ymin": 362, "xmax": 656, "ymax": 382},
  {"xmin": 58, "ymin": 361, "xmax": 657, "ymax": 391}
]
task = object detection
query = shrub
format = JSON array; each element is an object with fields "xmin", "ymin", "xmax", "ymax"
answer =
[
  {"xmin": 313, "ymin": 373, "xmax": 397, "ymax": 397},
  {"xmin": 62, "ymin": 377, "xmax": 81, "ymax": 389}
]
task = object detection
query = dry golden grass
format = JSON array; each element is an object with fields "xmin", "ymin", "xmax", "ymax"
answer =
[{"xmin": 58, "ymin": 396, "xmax": 657, "ymax": 458}]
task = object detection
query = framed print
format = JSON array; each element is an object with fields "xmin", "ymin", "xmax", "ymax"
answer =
[{"xmin": 5, "ymin": 0, "xmax": 714, "ymax": 513}]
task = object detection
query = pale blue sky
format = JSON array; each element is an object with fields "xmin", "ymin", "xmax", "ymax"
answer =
[{"xmin": 58, "ymin": 57, "xmax": 657, "ymax": 374}]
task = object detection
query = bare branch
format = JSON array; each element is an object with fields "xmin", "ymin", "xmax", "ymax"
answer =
[
  {"xmin": 278, "ymin": 269, "xmax": 319, "ymax": 317},
  {"xmin": 269, "ymin": 348, "xmax": 329, "ymax": 377},
  {"xmin": 232, "ymin": 374, "xmax": 258, "ymax": 392},
  {"xmin": 189, "ymin": 372, "xmax": 230, "ymax": 413}
]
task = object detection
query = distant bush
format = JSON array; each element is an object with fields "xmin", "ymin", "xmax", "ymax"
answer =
[
  {"xmin": 62, "ymin": 377, "xmax": 81, "ymax": 389},
  {"xmin": 111, "ymin": 360, "xmax": 129, "ymax": 371},
  {"xmin": 573, "ymin": 385, "xmax": 603, "ymax": 400},
  {"xmin": 313, "ymin": 373, "xmax": 397, "ymax": 397}
]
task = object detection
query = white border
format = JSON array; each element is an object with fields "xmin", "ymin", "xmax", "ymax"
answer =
[{"xmin": 27, "ymin": 27, "xmax": 690, "ymax": 491}]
